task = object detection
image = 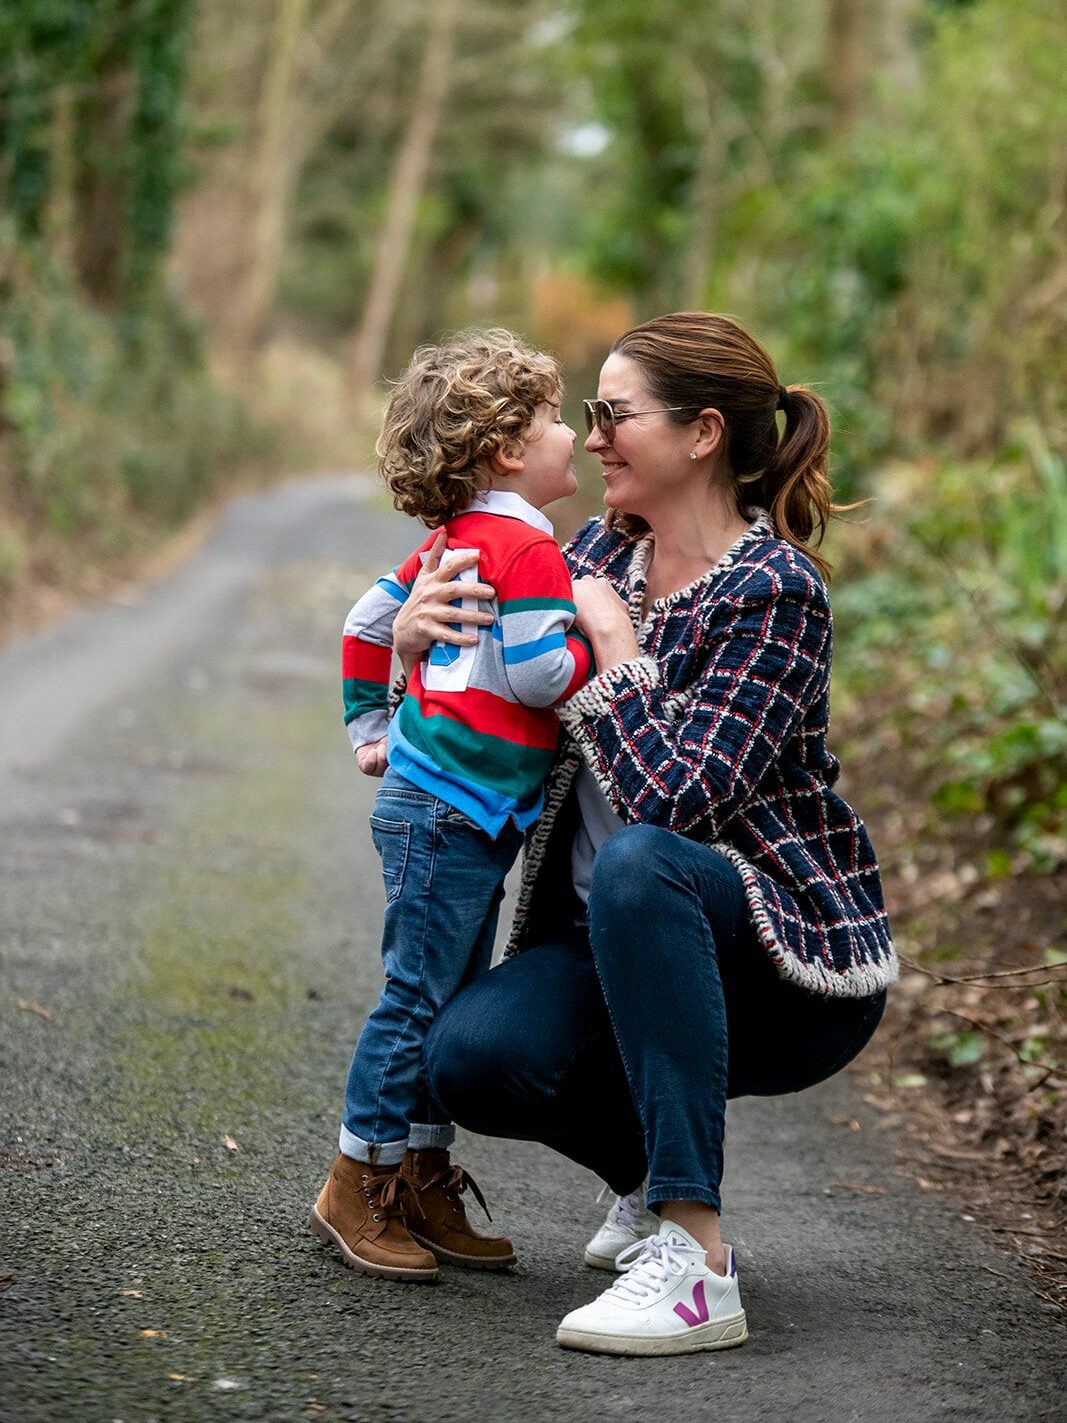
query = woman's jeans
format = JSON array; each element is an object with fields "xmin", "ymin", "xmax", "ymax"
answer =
[
  {"xmin": 424, "ymin": 823, "xmax": 886, "ymax": 1212},
  {"xmin": 340, "ymin": 769, "xmax": 522, "ymax": 1166}
]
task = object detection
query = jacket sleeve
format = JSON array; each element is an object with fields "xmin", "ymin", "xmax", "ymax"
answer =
[
  {"xmin": 341, "ymin": 560, "xmax": 418, "ymax": 751},
  {"xmin": 555, "ymin": 570, "xmax": 831, "ymax": 839},
  {"xmin": 495, "ymin": 537, "xmax": 593, "ymax": 709}
]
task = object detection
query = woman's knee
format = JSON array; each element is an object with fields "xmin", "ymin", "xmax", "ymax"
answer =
[
  {"xmin": 590, "ymin": 824, "xmax": 740, "ymax": 916},
  {"xmin": 589, "ymin": 823, "xmax": 673, "ymax": 904},
  {"xmin": 423, "ymin": 989, "xmax": 505, "ymax": 1121}
]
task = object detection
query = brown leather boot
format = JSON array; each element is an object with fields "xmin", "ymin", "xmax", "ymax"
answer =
[
  {"xmin": 402, "ymin": 1148, "xmax": 516, "ymax": 1269},
  {"xmin": 308, "ymin": 1155, "xmax": 437, "ymax": 1282}
]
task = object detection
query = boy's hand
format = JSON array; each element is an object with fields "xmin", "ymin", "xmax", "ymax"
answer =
[{"xmin": 355, "ymin": 737, "xmax": 388, "ymax": 777}]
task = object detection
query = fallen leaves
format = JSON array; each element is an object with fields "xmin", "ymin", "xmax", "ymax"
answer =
[
  {"xmin": 17, "ymin": 1000, "xmax": 53, "ymax": 1021},
  {"xmin": 830, "ymin": 1115, "xmax": 862, "ymax": 1131}
]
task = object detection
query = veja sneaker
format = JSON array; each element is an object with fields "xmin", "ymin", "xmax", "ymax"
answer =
[
  {"xmin": 583, "ymin": 1182, "xmax": 660, "ymax": 1271},
  {"xmin": 308, "ymin": 1154, "xmax": 438, "ymax": 1282},
  {"xmin": 401, "ymin": 1148, "xmax": 516, "ymax": 1269},
  {"xmin": 557, "ymin": 1220, "xmax": 748, "ymax": 1356}
]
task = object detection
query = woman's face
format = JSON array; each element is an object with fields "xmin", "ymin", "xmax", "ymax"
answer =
[{"xmin": 584, "ymin": 353, "xmax": 699, "ymax": 521}]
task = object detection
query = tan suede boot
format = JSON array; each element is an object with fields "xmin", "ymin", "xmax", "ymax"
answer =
[
  {"xmin": 308, "ymin": 1155, "xmax": 437, "ymax": 1282},
  {"xmin": 402, "ymin": 1148, "xmax": 516, "ymax": 1269}
]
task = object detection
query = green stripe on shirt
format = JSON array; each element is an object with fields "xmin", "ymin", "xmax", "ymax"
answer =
[
  {"xmin": 498, "ymin": 596, "xmax": 576, "ymax": 615},
  {"xmin": 343, "ymin": 676, "xmax": 388, "ymax": 721},
  {"xmin": 398, "ymin": 697, "xmax": 555, "ymax": 797}
]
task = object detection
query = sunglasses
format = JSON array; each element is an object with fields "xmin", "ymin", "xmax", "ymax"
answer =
[{"xmin": 582, "ymin": 399, "xmax": 697, "ymax": 444}]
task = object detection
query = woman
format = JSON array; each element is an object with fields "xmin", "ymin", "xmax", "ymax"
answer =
[{"xmin": 391, "ymin": 312, "xmax": 895, "ymax": 1356}]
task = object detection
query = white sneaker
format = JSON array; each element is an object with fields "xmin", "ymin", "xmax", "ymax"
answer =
[
  {"xmin": 558, "ymin": 1220, "xmax": 748, "ymax": 1356},
  {"xmin": 583, "ymin": 1183, "xmax": 660, "ymax": 1271}
]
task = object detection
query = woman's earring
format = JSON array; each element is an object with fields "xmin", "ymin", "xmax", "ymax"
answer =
[{"xmin": 689, "ymin": 451, "xmax": 698, "ymax": 460}]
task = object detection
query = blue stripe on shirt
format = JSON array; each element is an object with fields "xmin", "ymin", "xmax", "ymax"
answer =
[
  {"xmin": 502, "ymin": 632, "xmax": 567, "ymax": 665},
  {"xmin": 376, "ymin": 575, "xmax": 408, "ymax": 602}
]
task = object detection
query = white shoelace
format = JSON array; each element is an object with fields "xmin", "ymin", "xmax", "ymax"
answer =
[
  {"xmin": 605, "ymin": 1234, "xmax": 705, "ymax": 1305},
  {"xmin": 596, "ymin": 1184, "xmax": 647, "ymax": 1233}
]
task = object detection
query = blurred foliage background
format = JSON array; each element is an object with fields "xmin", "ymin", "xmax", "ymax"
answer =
[{"xmin": 1, "ymin": 0, "xmax": 1064, "ymax": 902}]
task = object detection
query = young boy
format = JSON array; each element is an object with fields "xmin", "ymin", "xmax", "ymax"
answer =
[{"xmin": 309, "ymin": 331, "xmax": 591, "ymax": 1282}]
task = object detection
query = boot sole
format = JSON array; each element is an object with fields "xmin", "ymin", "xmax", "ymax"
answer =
[
  {"xmin": 409, "ymin": 1231, "xmax": 516, "ymax": 1270},
  {"xmin": 557, "ymin": 1312, "xmax": 748, "ymax": 1356},
  {"xmin": 307, "ymin": 1207, "xmax": 438, "ymax": 1282}
]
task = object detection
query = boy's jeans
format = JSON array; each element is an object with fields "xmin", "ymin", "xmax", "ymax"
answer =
[{"xmin": 340, "ymin": 767, "xmax": 522, "ymax": 1165}]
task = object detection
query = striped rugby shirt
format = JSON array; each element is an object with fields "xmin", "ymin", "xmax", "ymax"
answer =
[{"xmin": 342, "ymin": 490, "xmax": 593, "ymax": 837}]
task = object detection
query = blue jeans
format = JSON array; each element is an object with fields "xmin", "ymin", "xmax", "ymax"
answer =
[
  {"xmin": 340, "ymin": 768, "xmax": 522, "ymax": 1165},
  {"xmin": 424, "ymin": 824, "xmax": 886, "ymax": 1212}
]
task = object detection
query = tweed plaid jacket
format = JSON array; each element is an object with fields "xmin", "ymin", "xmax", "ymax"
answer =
[{"xmin": 504, "ymin": 512, "xmax": 897, "ymax": 999}]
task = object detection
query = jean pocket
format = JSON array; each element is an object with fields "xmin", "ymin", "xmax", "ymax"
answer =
[
  {"xmin": 369, "ymin": 815, "xmax": 411, "ymax": 903},
  {"xmin": 438, "ymin": 803, "xmax": 481, "ymax": 832}
]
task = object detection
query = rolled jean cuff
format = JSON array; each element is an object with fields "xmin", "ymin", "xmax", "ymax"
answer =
[
  {"xmin": 338, "ymin": 1123, "xmax": 407, "ymax": 1166},
  {"xmin": 407, "ymin": 1120, "xmax": 456, "ymax": 1151},
  {"xmin": 646, "ymin": 1182, "xmax": 722, "ymax": 1214}
]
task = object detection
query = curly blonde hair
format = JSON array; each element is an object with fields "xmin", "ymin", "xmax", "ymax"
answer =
[{"xmin": 376, "ymin": 330, "xmax": 561, "ymax": 526}]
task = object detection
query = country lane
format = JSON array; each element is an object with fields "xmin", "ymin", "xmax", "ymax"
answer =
[{"xmin": 0, "ymin": 476, "xmax": 1062, "ymax": 1422}]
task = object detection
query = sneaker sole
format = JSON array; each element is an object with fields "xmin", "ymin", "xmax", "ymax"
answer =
[
  {"xmin": 307, "ymin": 1207, "xmax": 438, "ymax": 1282},
  {"xmin": 409, "ymin": 1231, "xmax": 516, "ymax": 1270},
  {"xmin": 583, "ymin": 1247, "xmax": 627, "ymax": 1272},
  {"xmin": 556, "ymin": 1312, "xmax": 748, "ymax": 1357}
]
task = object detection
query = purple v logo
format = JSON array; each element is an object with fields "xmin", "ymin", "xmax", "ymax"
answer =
[{"xmin": 673, "ymin": 1279, "xmax": 709, "ymax": 1328}]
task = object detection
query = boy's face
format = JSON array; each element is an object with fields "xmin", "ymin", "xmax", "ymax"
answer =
[{"xmin": 515, "ymin": 399, "xmax": 578, "ymax": 509}]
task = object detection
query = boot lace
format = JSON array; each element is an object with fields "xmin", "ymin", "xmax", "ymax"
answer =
[
  {"xmin": 419, "ymin": 1164, "xmax": 492, "ymax": 1221},
  {"xmin": 605, "ymin": 1234, "xmax": 704, "ymax": 1305},
  {"xmin": 361, "ymin": 1169, "xmax": 424, "ymax": 1225}
]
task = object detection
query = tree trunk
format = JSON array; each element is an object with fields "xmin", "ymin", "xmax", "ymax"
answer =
[
  {"xmin": 681, "ymin": 66, "xmax": 724, "ymax": 312},
  {"xmin": 348, "ymin": 0, "xmax": 458, "ymax": 401},
  {"xmin": 44, "ymin": 84, "xmax": 76, "ymax": 269},
  {"xmin": 826, "ymin": 0, "xmax": 866, "ymax": 138},
  {"xmin": 74, "ymin": 63, "xmax": 136, "ymax": 307},
  {"xmin": 876, "ymin": 0, "xmax": 921, "ymax": 100},
  {"xmin": 227, "ymin": 0, "xmax": 312, "ymax": 350}
]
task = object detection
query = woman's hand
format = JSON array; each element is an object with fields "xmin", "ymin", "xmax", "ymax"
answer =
[
  {"xmin": 393, "ymin": 529, "xmax": 496, "ymax": 676},
  {"xmin": 571, "ymin": 576, "xmax": 639, "ymax": 673}
]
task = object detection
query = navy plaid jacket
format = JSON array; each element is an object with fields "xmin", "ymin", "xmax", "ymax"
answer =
[{"xmin": 505, "ymin": 512, "xmax": 896, "ymax": 999}]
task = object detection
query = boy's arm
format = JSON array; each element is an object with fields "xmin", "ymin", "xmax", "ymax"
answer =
[
  {"xmin": 496, "ymin": 539, "xmax": 594, "ymax": 709},
  {"xmin": 341, "ymin": 564, "xmax": 414, "ymax": 750}
]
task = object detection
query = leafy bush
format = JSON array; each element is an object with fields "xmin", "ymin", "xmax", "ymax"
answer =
[
  {"xmin": 0, "ymin": 228, "xmax": 271, "ymax": 598},
  {"xmin": 833, "ymin": 432, "xmax": 1067, "ymax": 874}
]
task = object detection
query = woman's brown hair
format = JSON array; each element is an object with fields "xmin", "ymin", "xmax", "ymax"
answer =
[{"xmin": 609, "ymin": 312, "xmax": 839, "ymax": 578}]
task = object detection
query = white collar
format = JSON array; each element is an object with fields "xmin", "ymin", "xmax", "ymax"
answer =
[{"xmin": 465, "ymin": 489, "xmax": 553, "ymax": 534}]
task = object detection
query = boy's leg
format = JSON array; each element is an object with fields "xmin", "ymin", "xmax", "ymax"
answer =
[
  {"xmin": 407, "ymin": 870, "xmax": 507, "ymax": 1151},
  {"xmin": 313, "ymin": 784, "xmax": 519, "ymax": 1280},
  {"xmin": 341, "ymin": 783, "xmax": 520, "ymax": 1163}
]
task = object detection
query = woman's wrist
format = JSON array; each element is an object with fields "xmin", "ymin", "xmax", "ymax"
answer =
[{"xmin": 586, "ymin": 624, "xmax": 640, "ymax": 674}]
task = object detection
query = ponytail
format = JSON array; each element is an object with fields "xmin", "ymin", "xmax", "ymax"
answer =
[{"xmin": 750, "ymin": 385, "xmax": 834, "ymax": 580}]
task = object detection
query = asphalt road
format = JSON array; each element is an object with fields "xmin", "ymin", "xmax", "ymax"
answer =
[{"xmin": 1, "ymin": 476, "xmax": 1063, "ymax": 1423}]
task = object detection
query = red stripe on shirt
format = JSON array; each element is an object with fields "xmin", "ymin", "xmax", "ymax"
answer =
[
  {"xmin": 408, "ymin": 666, "xmax": 559, "ymax": 750},
  {"xmin": 342, "ymin": 635, "xmax": 393, "ymax": 683}
]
